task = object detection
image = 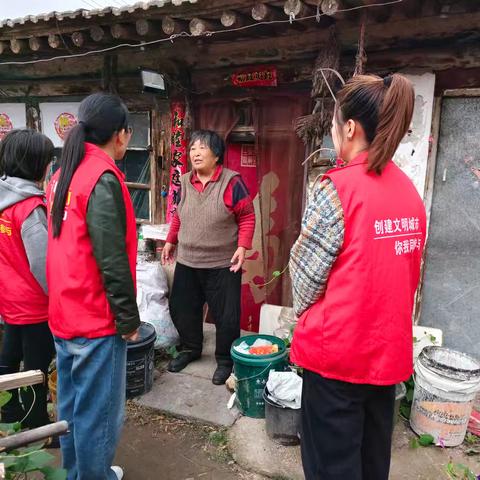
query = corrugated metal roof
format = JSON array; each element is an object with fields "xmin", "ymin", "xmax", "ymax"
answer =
[{"xmin": 0, "ymin": 0, "xmax": 198, "ymax": 28}]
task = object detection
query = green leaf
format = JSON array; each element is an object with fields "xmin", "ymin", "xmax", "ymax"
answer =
[
  {"xmin": 167, "ymin": 345, "xmax": 179, "ymax": 359},
  {"xmin": 409, "ymin": 437, "xmax": 419, "ymax": 449},
  {"xmin": 406, "ymin": 389, "xmax": 414, "ymax": 402},
  {"xmin": 272, "ymin": 270, "xmax": 281, "ymax": 278},
  {"xmin": 465, "ymin": 432, "xmax": 479, "ymax": 445},
  {"xmin": 0, "ymin": 454, "xmax": 21, "ymax": 468},
  {"xmin": 0, "ymin": 422, "xmax": 22, "ymax": 434},
  {"xmin": 24, "ymin": 450, "xmax": 54, "ymax": 471},
  {"xmin": 418, "ymin": 434, "xmax": 435, "ymax": 446},
  {"xmin": 399, "ymin": 402, "xmax": 412, "ymax": 420},
  {"xmin": 428, "ymin": 334, "xmax": 437, "ymax": 343},
  {"xmin": 41, "ymin": 466, "xmax": 68, "ymax": 480},
  {"xmin": 413, "ymin": 336, "xmax": 418, "ymax": 343},
  {"xmin": 0, "ymin": 391, "xmax": 12, "ymax": 408}
]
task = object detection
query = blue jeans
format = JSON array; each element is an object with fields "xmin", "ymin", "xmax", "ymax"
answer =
[{"xmin": 55, "ymin": 335, "xmax": 126, "ymax": 480}]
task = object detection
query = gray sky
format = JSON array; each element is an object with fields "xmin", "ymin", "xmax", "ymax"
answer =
[{"xmin": 1, "ymin": 0, "xmax": 140, "ymax": 20}]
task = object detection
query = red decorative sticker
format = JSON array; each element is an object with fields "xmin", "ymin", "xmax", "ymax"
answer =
[
  {"xmin": 240, "ymin": 144, "xmax": 256, "ymax": 167},
  {"xmin": 0, "ymin": 113, "xmax": 13, "ymax": 140},
  {"xmin": 54, "ymin": 112, "xmax": 78, "ymax": 140},
  {"xmin": 166, "ymin": 102, "xmax": 188, "ymax": 223},
  {"xmin": 231, "ymin": 65, "xmax": 278, "ymax": 88}
]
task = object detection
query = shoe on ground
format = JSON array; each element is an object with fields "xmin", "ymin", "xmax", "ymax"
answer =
[
  {"xmin": 212, "ymin": 366, "xmax": 232, "ymax": 385},
  {"xmin": 111, "ymin": 466, "xmax": 124, "ymax": 480},
  {"xmin": 167, "ymin": 351, "xmax": 201, "ymax": 373}
]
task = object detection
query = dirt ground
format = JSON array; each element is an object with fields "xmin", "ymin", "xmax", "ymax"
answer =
[{"xmin": 114, "ymin": 402, "xmax": 264, "ymax": 480}]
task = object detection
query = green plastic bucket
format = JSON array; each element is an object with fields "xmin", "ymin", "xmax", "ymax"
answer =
[{"xmin": 231, "ymin": 335, "xmax": 288, "ymax": 418}]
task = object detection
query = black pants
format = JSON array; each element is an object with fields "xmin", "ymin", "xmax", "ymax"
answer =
[
  {"xmin": 0, "ymin": 322, "xmax": 55, "ymax": 428},
  {"xmin": 301, "ymin": 369, "xmax": 396, "ymax": 480},
  {"xmin": 170, "ymin": 262, "xmax": 241, "ymax": 367}
]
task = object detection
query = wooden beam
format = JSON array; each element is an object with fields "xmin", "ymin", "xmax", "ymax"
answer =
[
  {"xmin": 10, "ymin": 39, "xmax": 28, "ymax": 54},
  {"xmin": 0, "ymin": 371, "xmax": 44, "ymax": 391},
  {"xmin": 28, "ymin": 36, "xmax": 47, "ymax": 52},
  {"xmin": 111, "ymin": 23, "xmax": 137, "ymax": 40},
  {"xmin": 189, "ymin": 18, "xmax": 218, "ymax": 36},
  {"xmin": 90, "ymin": 25, "xmax": 112, "ymax": 43},
  {"xmin": 71, "ymin": 31, "xmax": 86, "ymax": 48},
  {"xmin": 136, "ymin": 19, "xmax": 163, "ymax": 37},
  {"xmin": 0, "ymin": 421, "xmax": 69, "ymax": 452},
  {"xmin": 251, "ymin": 3, "xmax": 283, "ymax": 21},
  {"xmin": 161, "ymin": 16, "xmax": 188, "ymax": 36},
  {"xmin": 361, "ymin": 0, "xmax": 392, "ymax": 22},
  {"xmin": 320, "ymin": 0, "xmax": 341, "ymax": 16},
  {"xmin": 401, "ymin": 0, "xmax": 422, "ymax": 18},
  {"xmin": 220, "ymin": 10, "xmax": 248, "ymax": 28},
  {"xmin": 48, "ymin": 34, "xmax": 62, "ymax": 49},
  {"xmin": 284, "ymin": 0, "xmax": 313, "ymax": 18}
]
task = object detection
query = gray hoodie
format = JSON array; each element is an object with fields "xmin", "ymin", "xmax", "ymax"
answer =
[{"xmin": 0, "ymin": 176, "xmax": 48, "ymax": 294}]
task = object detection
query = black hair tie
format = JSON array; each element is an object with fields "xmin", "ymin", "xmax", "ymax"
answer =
[{"xmin": 383, "ymin": 75, "xmax": 392, "ymax": 87}]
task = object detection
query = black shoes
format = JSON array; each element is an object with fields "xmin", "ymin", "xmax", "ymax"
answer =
[
  {"xmin": 167, "ymin": 351, "xmax": 201, "ymax": 373},
  {"xmin": 212, "ymin": 366, "xmax": 232, "ymax": 386},
  {"xmin": 168, "ymin": 352, "xmax": 232, "ymax": 385}
]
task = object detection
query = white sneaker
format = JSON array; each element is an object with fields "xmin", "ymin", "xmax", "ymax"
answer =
[{"xmin": 111, "ymin": 466, "xmax": 124, "ymax": 480}]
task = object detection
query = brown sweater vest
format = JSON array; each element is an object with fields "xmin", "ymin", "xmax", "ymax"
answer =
[{"xmin": 177, "ymin": 168, "xmax": 239, "ymax": 269}]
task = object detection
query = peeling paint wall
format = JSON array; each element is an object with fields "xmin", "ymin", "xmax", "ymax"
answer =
[{"xmin": 393, "ymin": 72, "xmax": 436, "ymax": 199}]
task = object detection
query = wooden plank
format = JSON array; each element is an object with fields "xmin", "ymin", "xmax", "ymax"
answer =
[
  {"xmin": 0, "ymin": 421, "xmax": 69, "ymax": 452},
  {"xmin": 413, "ymin": 96, "xmax": 441, "ymax": 323},
  {"xmin": 360, "ymin": 0, "xmax": 392, "ymax": 22},
  {"xmin": 0, "ymin": 370, "xmax": 44, "ymax": 391},
  {"xmin": 443, "ymin": 87, "xmax": 480, "ymax": 97},
  {"xmin": 126, "ymin": 182, "xmax": 150, "ymax": 190}
]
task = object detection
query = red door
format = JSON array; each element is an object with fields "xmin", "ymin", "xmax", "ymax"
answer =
[{"xmin": 225, "ymin": 143, "xmax": 264, "ymax": 332}]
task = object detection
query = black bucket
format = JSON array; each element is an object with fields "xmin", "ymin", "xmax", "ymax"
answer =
[
  {"xmin": 126, "ymin": 322, "xmax": 156, "ymax": 398},
  {"xmin": 263, "ymin": 386, "xmax": 301, "ymax": 446}
]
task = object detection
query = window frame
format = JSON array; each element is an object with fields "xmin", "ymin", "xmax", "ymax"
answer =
[{"xmin": 124, "ymin": 110, "xmax": 156, "ymax": 224}]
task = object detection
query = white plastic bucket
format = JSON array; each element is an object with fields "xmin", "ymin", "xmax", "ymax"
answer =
[{"xmin": 410, "ymin": 346, "xmax": 480, "ymax": 446}]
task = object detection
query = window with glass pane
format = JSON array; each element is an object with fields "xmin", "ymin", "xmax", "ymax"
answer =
[
  {"xmin": 46, "ymin": 112, "xmax": 153, "ymax": 222},
  {"xmin": 122, "ymin": 112, "xmax": 152, "ymax": 222}
]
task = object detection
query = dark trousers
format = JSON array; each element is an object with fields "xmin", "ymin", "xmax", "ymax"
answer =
[
  {"xmin": 0, "ymin": 322, "xmax": 55, "ymax": 428},
  {"xmin": 170, "ymin": 262, "xmax": 241, "ymax": 367},
  {"xmin": 301, "ymin": 369, "xmax": 396, "ymax": 480}
]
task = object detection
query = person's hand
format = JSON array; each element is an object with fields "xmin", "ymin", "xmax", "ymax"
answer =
[
  {"xmin": 122, "ymin": 328, "xmax": 140, "ymax": 342},
  {"xmin": 230, "ymin": 247, "xmax": 246, "ymax": 273},
  {"xmin": 161, "ymin": 242, "xmax": 176, "ymax": 265}
]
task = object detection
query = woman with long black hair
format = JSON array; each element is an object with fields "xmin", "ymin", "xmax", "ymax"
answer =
[
  {"xmin": 47, "ymin": 93, "xmax": 140, "ymax": 480},
  {"xmin": 290, "ymin": 74, "xmax": 427, "ymax": 480}
]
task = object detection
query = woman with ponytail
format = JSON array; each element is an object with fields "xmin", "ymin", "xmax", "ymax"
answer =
[
  {"xmin": 47, "ymin": 93, "xmax": 140, "ymax": 480},
  {"xmin": 290, "ymin": 74, "xmax": 426, "ymax": 480}
]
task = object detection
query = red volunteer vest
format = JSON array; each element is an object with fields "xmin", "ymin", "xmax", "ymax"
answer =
[
  {"xmin": 46, "ymin": 143, "xmax": 137, "ymax": 339},
  {"xmin": 0, "ymin": 196, "xmax": 48, "ymax": 325},
  {"xmin": 291, "ymin": 152, "xmax": 427, "ymax": 385}
]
